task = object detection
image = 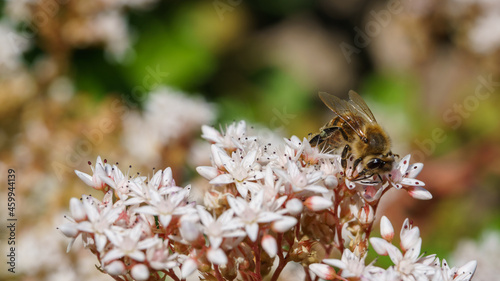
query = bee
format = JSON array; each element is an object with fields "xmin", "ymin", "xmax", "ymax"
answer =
[{"xmin": 309, "ymin": 90, "xmax": 396, "ymax": 182}]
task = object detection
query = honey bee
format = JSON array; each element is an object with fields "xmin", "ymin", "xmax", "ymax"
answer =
[{"xmin": 309, "ymin": 90, "xmax": 396, "ymax": 182}]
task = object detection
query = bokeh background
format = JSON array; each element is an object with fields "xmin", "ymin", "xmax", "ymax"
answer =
[{"xmin": 1, "ymin": 0, "xmax": 499, "ymax": 280}]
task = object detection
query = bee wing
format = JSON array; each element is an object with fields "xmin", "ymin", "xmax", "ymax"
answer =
[
  {"xmin": 347, "ymin": 90, "xmax": 377, "ymax": 123},
  {"xmin": 318, "ymin": 92, "xmax": 368, "ymax": 141}
]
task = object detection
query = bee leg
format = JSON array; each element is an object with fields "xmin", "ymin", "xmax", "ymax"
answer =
[
  {"xmin": 341, "ymin": 144, "xmax": 351, "ymax": 169},
  {"xmin": 308, "ymin": 134, "xmax": 322, "ymax": 147},
  {"xmin": 378, "ymin": 174, "xmax": 383, "ymax": 182},
  {"xmin": 353, "ymin": 157, "xmax": 362, "ymax": 171}
]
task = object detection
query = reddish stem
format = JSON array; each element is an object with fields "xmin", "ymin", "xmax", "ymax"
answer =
[
  {"xmin": 270, "ymin": 234, "xmax": 286, "ymax": 281},
  {"xmin": 214, "ymin": 264, "xmax": 225, "ymax": 281},
  {"xmin": 166, "ymin": 269, "xmax": 180, "ymax": 281},
  {"xmin": 252, "ymin": 240, "xmax": 262, "ymax": 280}
]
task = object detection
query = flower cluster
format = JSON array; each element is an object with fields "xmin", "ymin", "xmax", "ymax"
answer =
[
  {"xmin": 310, "ymin": 217, "xmax": 477, "ymax": 281},
  {"xmin": 60, "ymin": 120, "xmax": 476, "ymax": 281}
]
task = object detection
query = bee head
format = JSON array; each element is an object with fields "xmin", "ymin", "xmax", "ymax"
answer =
[{"xmin": 364, "ymin": 153, "xmax": 395, "ymax": 175}]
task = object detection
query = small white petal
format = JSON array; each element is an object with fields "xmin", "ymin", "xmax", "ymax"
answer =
[
  {"xmin": 285, "ymin": 198, "xmax": 303, "ymax": 215},
  {"xmin": 75, "ymin": 170, "xmax": 94, "ymax": 187},
  {"xmin": 380, "ymin": 216, "xmax": 394, "ymax": 242},
  {"xmin": 59, "ymin": 223, "xmax": 79, "ymax": 238},
  {"xmin": 386, "ymin": 243, "xmax": 403, "ymax": 265},
  {"xmin": 246, "ymin": 223, "xmax": 259, "ymax": 242},
  {"xmin": 457, "ymin": 260, "xmax": 477, "ymax": 277},
  {"xmin": 322, "ymin": 258, "xmax": 346, "ymax": 270},
  {"xmin": 128, "ymin": 250, "xmax": 146, "ymax": 262},
  {"xmin": 309, "ymin": 263, "xmax": 337, "ymax": 280},
  {"xmin": 226, "ymin": 196, "xmax": 245, "ymax": 215},
  {"xmin": 397, "ymin": 155, "xmax": 411, "ymax": 173},
  {"xmin": 69, "ymin": 198, "xmax": 86, "ymax": 221},
  {"xmin": 181, "ymin": 258, "xmax": 198, "ymax": 279},
  {"xmin": 102, "ymin": 248, "xmax": 125, "ymax": 263},
  {"xmin": 201, "ymin": 126, "xmax": 222, "ymax": 143},
  {"xmin": 261, "ymin": 235, "xmax": 278, "ymax": 257},
  {"xmin": 272, "ymin": 216, "xmax": 297, "ymax": 233},
  {"xmin": 207, "ymin": 248, "xmax": 228, "ymax": 265},
  {"xmin": 95, "ymin": 233, "xmax": 108, "ymax": 252},
  {"xmin": 197, "ymin": 206, "xmax": 214, "ymax": 226},
  {"xmin": 401, "ymin": 227, "xmax": 420, "ymax": 251},
  {"xmin": 401, "ymin": 178, "xmax": 425, "ymax": 187},
  {"xmin": 134, "ymin": 206, "xmax": 158, "ymax": 215},
  {"xmin": 209, "ymin": 237, "xmax": 223, "ymax": 249},
  {"xmin": 131, "ymin": 264, "xmax": 149, "ymax": 281},
  {"xmin": 180, "ymin": 220, "xmax": 200, "ymax": 242},
  {"xmin": 196, "ymin": 166, "xmax": 219, "ymax": 180},
  {"xmin": 407, "ymin": 163, "xmax": 424, "ymax": 178},
  {"xmin": 242, "ymin": 149, "xmax": 257, "ymax": 169},
  {"xmin": 159, "ymin": 214, "xmax": 173, "ymax": 228},
  {"xmin": 210, "ymin": 174, "xmax": 234, "ymax": 185},
  {"xmin": 369, "ymin": 237, "xmax": 391, "ymax": 256},
  {"xmin": 105, "ymin": 260, "xmax": 126, "ymax": 276},
  {"xmin": 304, "ymin": 196, "xmax": 332, "ymax": 211}
]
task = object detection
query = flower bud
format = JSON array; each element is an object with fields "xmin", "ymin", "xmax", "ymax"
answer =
[
  {"xmin": 406, "ymin": 186, "xmax": 432, "ymax": 200},
  {"xmin": 261, "ymin": 234, "xmax": 278, "ymax": 258},
  {"xmin": 357, "ymin": 204, "xmax": 374, "ymax": 224},
  {"xmin": 380, "ymin": 216, "xmax": 394, "ymax": 242},
  {"xmin": 324, "ymin": 175, "xmax": 338, "ymax": 188},
  {"xmin": 131, "ymin": 264, "xmax": 149, "ymax": 281},
  {"xmin": 285, "ymin": 198, "xmax": 303, "ymax": 215},
  {"xmin": 105, "ymin": 260, "xmax": 126, "ymax": 276},
  {"xmin": 304, "ymin": 196, "xmax": 332, "ymax": 211}
]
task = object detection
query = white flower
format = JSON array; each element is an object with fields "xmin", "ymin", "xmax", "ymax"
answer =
[
  {"xmin": 210, "ymin": 146, "xmax": 264, "ymax": 198},
  {"xmin": 285, "ymin": 135, "xmax": 333, "ymax": 165},
  {"xmin": 322, "ymin": 249, "xmax": 372, "ymax": 279},
  {"xmin": 145, "ymin": 240, "xmax": 179, "ymax": 270},
  {"xmin": 386, "ymin": 155, "xmax": 432, "ymax": 200},
  {"xmin": 75, "ymin": 156, "xmax": 112, "ymax": 190},
  {"xmin": 227, "ymin": 190, "xmax": 283, "ymax": 241},
  {"xmin": 275, "ymin": 161, "xmax": 326, "ymax": 194},
  {"xmin": 432, "ymin": 259, "xmax": 477, "ymax": 281},
  {"xmin": 197, "ymin": 206, "xmax": 246, "ymax": 249},
  {"xmin": 133, "ymin": 186, "xmax": 194, "ymax": 228},
  {"xmin": 201, "ymin": 120, "xmax": 250, "ymax": 151},
  {"xmin": 76, "ymin": 194, "xmax": 124, "ymax": 252},
  {"xmin": 370, "ymin": 217, "xmax": 438, "ymax": 280},
  {"xmin": 101, "ymin": 224, "xmax": 159, "ymax": 263}
]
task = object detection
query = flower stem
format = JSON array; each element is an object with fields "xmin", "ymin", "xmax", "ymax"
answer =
[
  {"xmin": 270, "ymin": 234, "xmax": 286, "ymax": 281},
  {"xmin": 214, "ymin": 264, "xmax": 225, "ymax": 281}
]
